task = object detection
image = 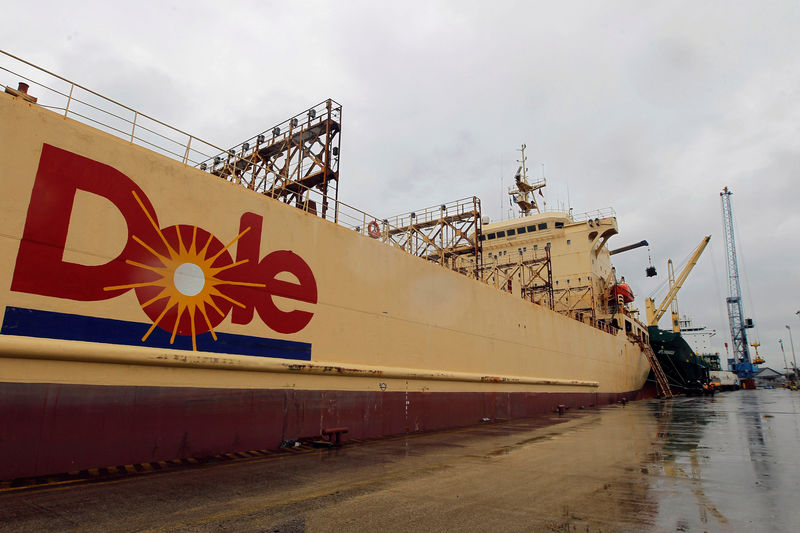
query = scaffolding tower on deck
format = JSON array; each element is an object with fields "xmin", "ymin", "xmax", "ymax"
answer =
[
  {"xmin": 202, "ymin": 99, "xmax": 341, "ymax": 222},
  {"xmin": 383, "ymin": 197, "xmax": 483, "ymax": 276}
]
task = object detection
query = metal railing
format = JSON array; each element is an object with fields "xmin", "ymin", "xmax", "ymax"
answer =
[
  {"xmin": 569, "ymin": 207, "xmax": 616, "ymax": 223},
  {"xmin": 0, "ymin": 50, "xmax": 396, "ymax": 237},
  {"xmin": 493, "ymin": 205, "xmax": 616, "ymax": 226},
  {"xmin": 0, "ymin": 50, "xmax": 226, "ymax": 167}
]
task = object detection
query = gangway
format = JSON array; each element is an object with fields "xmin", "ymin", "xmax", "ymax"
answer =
[{"xmin": 643, "ymin": 343, "xmax": 674, "ymax": 398}]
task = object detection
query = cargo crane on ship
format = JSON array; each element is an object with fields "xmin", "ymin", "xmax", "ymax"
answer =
[
  {"xmin": 645, "ymin": 236, "xmax": 711, "ymax": 332},
  {"xmin": 720, "ymin": 187, "xmax": 756, "ymax": 388},
  {"xmin": 644, "ymin": 236, "xmax": 712, "ymax": 395}
]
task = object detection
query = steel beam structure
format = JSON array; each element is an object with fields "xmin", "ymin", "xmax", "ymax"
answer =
[
  {"xmin": 478, "ymin": 246, "xmax": 553, "ymax": 310},
  {"xmin": 203, "ymin": 99, "xmax": 341, "ymax": 222},
  {"xmin": 384, "ymin": 197, "xmax": 482, "ymax": 276},
  {"xmin": 720, "ymin": 187, "xmax": 753, "ymax": 378}
]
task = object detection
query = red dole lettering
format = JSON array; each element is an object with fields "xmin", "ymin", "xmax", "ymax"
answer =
[{"xmin": 11, "ymin": 144, "xmax": 317, "ymax": 339}]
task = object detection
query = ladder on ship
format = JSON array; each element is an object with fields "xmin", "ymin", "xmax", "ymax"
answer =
[{"xmin": 642, "ymin": 343, "xmax": 674, "ymax": 398}]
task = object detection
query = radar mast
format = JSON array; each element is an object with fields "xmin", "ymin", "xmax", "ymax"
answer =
[{"xmin": 508, "ymin": 144, "xmax": 546, "ymax": 216}]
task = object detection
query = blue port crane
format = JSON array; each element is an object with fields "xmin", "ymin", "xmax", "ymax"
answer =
[{"xmin": 720, "ymin": 187, "xmax": 756, "ymax": 384}]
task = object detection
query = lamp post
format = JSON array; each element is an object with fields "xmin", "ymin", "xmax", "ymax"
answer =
[
  {"xmin": 778, "ymin": 339, "xmax": 789, "ymax": 377},
  {"xmin": 787, "ymin": 325, "xmax": 798, "ymax": 381},
  {"xmin": 779, "ymin": 339, "xmax": 790, "ymax": 379}
]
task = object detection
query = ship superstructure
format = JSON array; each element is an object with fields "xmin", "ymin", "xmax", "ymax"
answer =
[
  {"xmin": 475, "ymin": 144, "xmax": 649, "ymax": 344},
  {"xmin": 480, "ymin": 210, "xmax": 649, "ymax": 339}
]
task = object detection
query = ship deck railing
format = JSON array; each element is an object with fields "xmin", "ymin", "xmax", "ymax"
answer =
[
  {"xmin": 484, "ymin": 206, "xmax": 616, "ymax": 227},
  {"xmin": 567, "ymin": 207, "xmax": 616, "ymax": 223},
  {"xmin": 0, "ymin": 50, "xmax": 409, "ymax": 240}
]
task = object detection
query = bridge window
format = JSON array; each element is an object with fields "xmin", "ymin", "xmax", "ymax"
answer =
[
  {"xmin": 538, "ymin": 223, "xmax": 547, "ymax": 230},
  {"xmin": 527, "ymin": 225, "xmax": 536, "ymax": 232},
  {"xmin": 507, "ymin": 228, "xmax": 516, "ymax": 236},
  {"xmin": 487, "ymin": 233, "xmax": 496, "ymax": 240},
  {"xmin": 479, "ymin": 234, "xmax": 486, "ymax": 241},
  {"xmin": 497, "ymin": 231, "xmax": 506, "ymax": 238},
  {"xmin": 517, "ymin": 227, "xmax": 527, "ymax": 234},
  {"xmin": 555, "ymin": 221, "xmax": 564, "ymax": 229}
]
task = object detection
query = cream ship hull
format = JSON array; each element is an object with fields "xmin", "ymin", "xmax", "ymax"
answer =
[{"xmin": 0, "ymin": 93, "xmax": 651, "ymax": 480}]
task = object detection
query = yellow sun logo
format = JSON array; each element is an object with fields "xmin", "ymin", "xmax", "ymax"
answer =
[{"xmin": 104, "ymin": 191, "xmax": 265, "ymax": 350}]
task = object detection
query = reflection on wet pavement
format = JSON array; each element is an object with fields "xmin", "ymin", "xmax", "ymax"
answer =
[
  {"xmin": 650, "ymin": 390, "xmax": 800, "ymax": 532},
  {"xmin": 1, "ymin": 390, "xmax": 798, "ymax": 532}
]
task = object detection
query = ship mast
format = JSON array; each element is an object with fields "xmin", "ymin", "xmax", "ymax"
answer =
[{"xmin": 508, "ymin": 144, "xmax": 546, "ymax": 216}]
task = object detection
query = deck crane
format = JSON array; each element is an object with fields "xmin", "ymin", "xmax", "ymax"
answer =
[
  {"xmin": 720, "ymin": 187, "xmax": 756, "ymax": 386},
  {"xmin": 645, "ymin": 236, "xmax": 711, "ymax": 330}
]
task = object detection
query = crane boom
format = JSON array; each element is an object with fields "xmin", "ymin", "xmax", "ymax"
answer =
[
  {"xmin": 609, "ymin": 240, "xmax": 649, "ymax": 256},
  {"xmin": 645, "ymin": 236, "xmax": 711, "ymax": 327},
  {"xmin": 668, "ymin": 259, "xmax": 680, "ymax": 332}
]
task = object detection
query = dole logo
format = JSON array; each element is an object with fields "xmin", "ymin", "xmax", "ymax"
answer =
[{"xmin": 11, "ymin": 144, "xmax": 317, "ymax": 350}]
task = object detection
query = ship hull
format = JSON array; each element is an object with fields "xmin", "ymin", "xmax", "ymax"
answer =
[
  {"xmin": 1, "ymin": 380, "xmax": 644, "ymax": 480},
  {"xmin": 649, "ymin": 327, "xmax": 710, "ymax": 394},
  {"xmin": 0, "ymin": 88, "xmax": 651, "ymax": 480}
]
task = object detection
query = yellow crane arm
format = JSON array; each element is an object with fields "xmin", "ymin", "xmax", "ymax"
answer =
[{"xmin": 645, "ymin": 235, "xmax": 711, "ymax": 327}]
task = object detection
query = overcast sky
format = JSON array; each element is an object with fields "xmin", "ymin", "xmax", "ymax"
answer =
[{"xmin": 4, "ymin": 0, "xmax": 799, "ymax": 371}]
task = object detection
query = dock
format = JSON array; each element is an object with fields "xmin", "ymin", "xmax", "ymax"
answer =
[{"xmin": 1, "ymin": 389, "xmax": 798, "ymax": 531}]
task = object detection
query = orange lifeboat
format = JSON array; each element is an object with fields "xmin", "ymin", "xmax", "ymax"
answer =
[{"xmin": 610, "ymin": 283, "xmax": 634, "ymax": 304}]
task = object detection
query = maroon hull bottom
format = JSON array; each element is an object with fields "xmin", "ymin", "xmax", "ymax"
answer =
[
  {"xmin": 0, "ymin": 382, "xmax": 644, "ymax": 480},
  {"xmin": 639, "ymin": 379, "xmax": 659, "ymax": 399}
]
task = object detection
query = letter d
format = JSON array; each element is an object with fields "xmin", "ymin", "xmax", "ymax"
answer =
[{"xmin": 11, "ymin": 144, "xmax": 160, "ymax": 301}]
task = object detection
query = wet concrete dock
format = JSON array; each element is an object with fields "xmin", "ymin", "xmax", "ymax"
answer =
[{"xmin": 1, "ymin": 389, "xmax": 798, "ymax": 532}]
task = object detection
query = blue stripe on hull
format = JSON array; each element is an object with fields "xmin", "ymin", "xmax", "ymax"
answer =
[{"xmin": 0, "ymin": 306, "xmax": 311, "ymax": 360}]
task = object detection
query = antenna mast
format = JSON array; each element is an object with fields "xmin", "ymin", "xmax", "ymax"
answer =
[
  {"xmin": 720, "ymin": 186, "xmax": 755, "ymax": 384},
  {"xmin": 508, "ymin": 144, "xmax": 546, "ymax": 216}
]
